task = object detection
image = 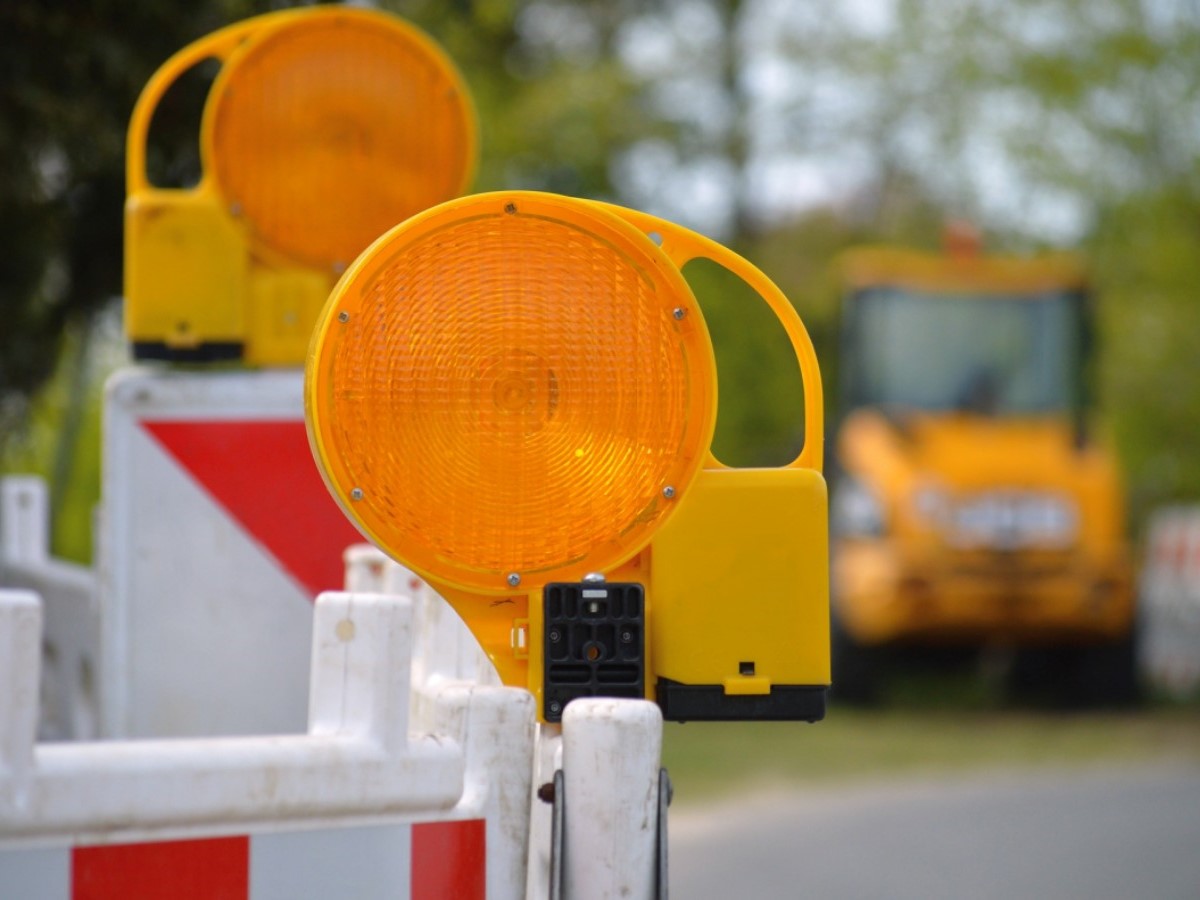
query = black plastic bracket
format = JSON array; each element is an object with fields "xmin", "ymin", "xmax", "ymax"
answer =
[
  {"xmin": 542, "ymin": 581, "xmax": 645, "ymax": 723},
  {"xmin": 656, "ymin": 678, "xmax": 827, "ymax": 723}
]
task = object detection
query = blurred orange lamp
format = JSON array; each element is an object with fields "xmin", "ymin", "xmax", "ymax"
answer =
[{"xmin": 124, "ymin": 6, "xmax": 476, "ymax": 365}]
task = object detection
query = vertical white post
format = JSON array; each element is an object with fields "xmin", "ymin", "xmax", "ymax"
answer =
[
  {"xmin": 343, "ymin": 544, "xmax": 387, "ymax": 592},
  {"xmin": 307, "ymin": 591, "xmax": 413, "ymax": 753},
  {"xmin": 0, "ymin": 590, "xmax": 42, "ymax": 781},
  {"xmin": 562, "ymin": 699, "xmax": 663, "ymax": 900},
  {"xmin": 0, "ymin": 478, "xmax": 49, "ymax": 565}
]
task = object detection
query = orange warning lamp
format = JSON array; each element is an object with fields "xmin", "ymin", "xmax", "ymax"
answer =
[
  {"xmin": 125, "ymin": 6, "xmax": 476, "ymax": 365},
  {"xmin": 307, "ymin": 192, "xmax": 717, "ymax": 590},
  {"xmin": 307, "ymin": 192, "xmax": 830, "ymax": 723}
]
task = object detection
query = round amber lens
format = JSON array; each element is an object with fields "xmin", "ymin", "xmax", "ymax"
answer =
[
  {"xmin": 205, "ymin": 9, "xmax": 474, "ymax": 270},
  {"xmin": 307, "ymin": 193, "xmax": 717, "ymax": 593}
]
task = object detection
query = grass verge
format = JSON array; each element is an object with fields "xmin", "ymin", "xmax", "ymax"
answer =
[{"xmin": 663, "ymin": 704, "xmax": 1200, "ymax": 805}]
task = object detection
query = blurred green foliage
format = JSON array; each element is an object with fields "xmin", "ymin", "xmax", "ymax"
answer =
[
  {"xmin": 2, "ymin": 323, "xmax": 108, "ymax": 561},
  {"xmin": 0, "ymin": 0, "xmax": 282, "ymax": 435},
  {"xmin": 2, "ymin": 0, "xmax": 1199, "ymax": 560}
]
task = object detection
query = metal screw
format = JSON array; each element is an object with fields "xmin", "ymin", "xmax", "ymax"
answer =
[
  {"xmin": 672, "ymin": 307, "xmax": 686, "ymax": 320},
  {"xmin": 582, "ymin": 572, "xmax": 606, "ymax": 584},
  {"xmin": 350, "ymin": 488, "xmax": 364, "ymax": 501},
  {"xmin": 549, "ymin": 629, "xmax": 562, "ymax": 643},
  {"xmin": 507, "ymin": 572, "xmax": 521, "ymax": 587},
  {"xmin": 337, "ymin": 311, "xmax": 350, "ymax": 323},
  {"xmin": 332, "ymin": 261, "xmax": 346, "ymax": 274},
  {"xmin": 537, "ymin": 782, "xmax": 556, "ymax": 804},
  {"xmin": 230, "ymin": 202, "xmax": 242, "ymax": 216},
  {"xmin": 548, "ymin": 700, "xmax": 562, "ymax": 715},
  {"xmin": 662, "ymin": 485, "xmax": 676, "ymax": 499},
  {"xmin": 504, "ymin": 202, "xmax": 517, "ymax": 215},
  {"xmin": 621, "ymin": 630, "xmax": 633, "ymax": 643}
]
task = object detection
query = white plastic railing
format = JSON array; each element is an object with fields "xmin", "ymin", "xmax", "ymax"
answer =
[
  {"xmin": 1, "ymin": 527, "xmax": 664, "ymax": 900},
  {"xmin": 0, "ymin": 477, "xmax": 99, "ymax": 741},
  {"xmin": 0, "ymin": 588, "xmax": 534, "ymax": 848}
]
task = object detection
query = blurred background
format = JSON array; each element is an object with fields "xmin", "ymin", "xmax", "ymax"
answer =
[
  {"xmin": 5, "ymin": 0, "xmax": 1200, "ymax": 554},
  {"xmin": 2, "ymin": 0, "xmax": 1199, "ymax": 893}
]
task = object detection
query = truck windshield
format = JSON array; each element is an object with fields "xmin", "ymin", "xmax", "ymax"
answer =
[{"xmin": 846, "ymin": 288, "xmax": 1082, "ymax": 415}]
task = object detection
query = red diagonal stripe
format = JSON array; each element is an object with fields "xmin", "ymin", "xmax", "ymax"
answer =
[{"xmin": 142, "ymin": 420, "xmax": 364, "ymax": 598}]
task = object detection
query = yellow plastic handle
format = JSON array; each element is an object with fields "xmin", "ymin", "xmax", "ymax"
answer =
[
  {"xmin": 591, "ymin": 201, "xmax": 824, "ymax": 474},
  {"xmin": 125, "ymin": 10, "xmax": 303, "ymax": 194}
]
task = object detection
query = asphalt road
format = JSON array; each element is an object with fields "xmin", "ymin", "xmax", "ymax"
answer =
[{"xmin": 669, "ymin": 766, "xmax": 1200, "ymax": 899}]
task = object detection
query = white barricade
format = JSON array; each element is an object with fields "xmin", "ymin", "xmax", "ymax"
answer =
[
  {"xmin": 0, "ymin": 478, "xmax": 100, "ymax": 742},
  {"xmin": 1, "ymin": 473, "xmax": 667, "ymax": 898},
  {"xmin": 0, "ymin": 586, "xmax": 537, "ymax": 898},
  {"xmin": 1139, "ymin": 506, "xmax": 1200, "ymax": 697}
]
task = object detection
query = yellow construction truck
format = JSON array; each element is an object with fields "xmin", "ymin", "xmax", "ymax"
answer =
[{"xmin": 829, "ymin": 238, "xmax": 1138, "ymax": 705}]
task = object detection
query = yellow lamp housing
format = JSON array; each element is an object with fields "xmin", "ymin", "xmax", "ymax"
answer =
[
  {"xmin": 585, "ymin": 203, "xmax": 829, "ymax": 721},
  {"xmin": 305, "ymin": 191, "xmax": 830, "ymax": 723},
  {"xmin": 124, "ymin": 6, "xmax": 477, "ymax": 365}
]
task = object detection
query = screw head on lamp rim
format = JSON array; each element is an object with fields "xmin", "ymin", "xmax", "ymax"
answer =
[
  {"xmin": 306, "ymin": 191, "xmax": 718, "ymax": 594},
  {"xmin": 202, "ymin": 7, "xmax": 476, "ymax": 271}
]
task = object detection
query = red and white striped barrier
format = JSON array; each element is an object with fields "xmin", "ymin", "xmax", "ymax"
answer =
[
  {"xmin": 99, "ymin": 368, "xmax": 364, "ymax": 739},
  {"xmin": 0, "ymin": 820, "xmax": 484, "ymax": 899},
  {"xmin": 1139, "ymin": 506, "xmax": 1200, "ymax": 697}
]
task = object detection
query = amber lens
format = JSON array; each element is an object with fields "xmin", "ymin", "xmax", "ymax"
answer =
[
  {"xmin": 205, "ymin": 9, "xmax": 474, "ymax": 269},
  {"xmin": 307, "ymin": 193, "xmax": 717, "ymax": 593}
]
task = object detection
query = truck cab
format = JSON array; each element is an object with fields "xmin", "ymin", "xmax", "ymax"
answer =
[{"xmin": 830, "ymin": 241, "xmax": 1137, "ymax": 704}]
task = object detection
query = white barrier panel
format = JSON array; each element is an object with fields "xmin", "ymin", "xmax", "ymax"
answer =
[
  {"xmin": 1139, "ymin": 506, "xmax": 1200, "ymax": 697},
  {"xmin": 0, "ymin": 478, "xmax": 100, "ymax": 741},
  {"xmin": 0, "ymin": 588, "xmax": 537, "ymax": 899},
  {"xmin": 100, "ymin": 367, "xmax": 365, "ymax": 738}
]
